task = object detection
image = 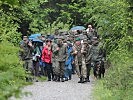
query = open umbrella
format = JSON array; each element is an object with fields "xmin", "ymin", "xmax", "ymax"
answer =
[
  {"xmin": 29, "ymin": 33, "xmax": 43, "ymax": 46},
  {"xmin": 70, "ymin": 26, "xmax": 86, "ymax": 30},
  {"xmin": 30, "ymin": 38, "xmax": 43, "ymax": 46},
  {"xmin": 29, "ymin": 33, "xmax": 42, "ymax": 42},
  {"xmin": 30, "ymin": 38, "xmax": 42, "ymax": 42},
  {"xmin": 29, "ymin": 33, "xmax": 41, "ymax": 39}
]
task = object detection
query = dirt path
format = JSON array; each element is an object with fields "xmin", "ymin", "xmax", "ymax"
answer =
[{"xmin": 20, "ymin": 75, "xmax": 95, "ymax": 100}]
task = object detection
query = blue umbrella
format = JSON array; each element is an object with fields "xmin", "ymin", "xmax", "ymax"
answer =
[
  {"xmin": 30, "ymin": 38, "xmax": 43, "ymax": 46},
  {"xmin": 29, "ymin": 33, "xmax": 43, "ymax": 42},
  {"xmin": 29, "ymin": 33, "xmax": 41, "ymax": 39},
  {"xmin": 70, "ymin": 26, "xmax": 86, "ymax": 30},
  {"xmin": 29, "ymin": 37, "xmax": 43, "ymax": 43}
]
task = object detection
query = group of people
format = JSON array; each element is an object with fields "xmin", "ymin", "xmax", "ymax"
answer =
[{"xmin": 19, "ymin": 24, "xmax": 106, "ymax": 83}]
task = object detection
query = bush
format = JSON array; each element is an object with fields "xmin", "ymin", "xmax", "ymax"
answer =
[
  {"xmin": 0, "ymin": 41, "xmax": 26, "ymax": 100},
  {"xmin": 93, "ymin": 48, "xmax": 133, "ymax": 100}
]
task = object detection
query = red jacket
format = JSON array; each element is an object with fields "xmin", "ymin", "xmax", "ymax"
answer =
[{"xmin": 41, "ymin": 46, "xmax": 52, "ymax": 63}]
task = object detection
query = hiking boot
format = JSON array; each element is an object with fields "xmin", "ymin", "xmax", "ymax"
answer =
[
  {"xmin": 48, "ymin": 79, "xmax": 51, "ymax": 81},
  {"xmin": 61, "ymin": 76, "xmax": 65, "ymax": 82},
  {"xmin": 61, "ymin": 78, "xmax": 65, "ymax": 82},
  {"xmin": 64, "ymin": 78, "xmax": 68, "ymax": 81},
  {"xmin": 56, "ymin": 76, "xmax": 60, "ymax": 82},
  {"xmin": 88, "ymin": 80, "xmax": 90, "ymax": 82},
  {"xmin": 52, "ymin": 75, "xmax": 57, "ymax": 81},
  {"xmin": 36, "ymin": 80, "xmax": 39, "ymax": 82},
  {"xmin": 69, "ymin": 75, "xmax": 71, "ymax": 80},
  {"xmin": 82, "ymin": 78, "xmax": 88, "ymax": 83},
  {"xmin": 78, "ymin": 78, "xmax": 83, "ymax": 83},
  {"xmin": 87, "ymin": 76, "xmax": 90, "ymax": 82}
]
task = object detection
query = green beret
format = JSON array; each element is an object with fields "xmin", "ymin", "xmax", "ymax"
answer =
[{"xmin": 75, "ymin": 37, "xmax": 81, "ymax": 41}]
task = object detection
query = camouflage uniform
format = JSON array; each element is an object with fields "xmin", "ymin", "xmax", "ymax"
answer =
[
  {"xmin": 52, "ymin": 38, "xmax": 67, "ymax": 82},
  {"xmin": 85, "ymin": 29, "xmax": 98, "ymax": 41},
  {"xmin": 19, "ymin": 41, "xmax": 34, "ymax": 81},
  {"xmin": 20, "ymin": 42, "xmax": 33, "ymax": 72},
  {"xmin": 82, "ymin": 40, "xmax": 92, "ymax": 82},
  {"xmin": 73, "ymin": 44, "xmax": 82, "ymax": 78},
  {"xmin": 52, "ymin": 42, "xmax": 59, "ymax": 77},
  {"xmin": 73, "ymin": 38, "xmax": 89, "ymax": 83},
  {"xmin": 90, "ymin": 40, "xmax": 100, "ymax": 77}
]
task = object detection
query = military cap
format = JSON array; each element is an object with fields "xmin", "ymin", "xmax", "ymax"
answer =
[
  {"xmin": 57, "ymin": 36, "xmax": 64, "ymax": 40},
  {"xmin": 75, "ymin": 37, "xmax": 81, "ymax": 41},
  {"xmin": 83, "ymin": 39, "xmax": 88, "ymax": 43},
  {"xmin": 92, "ymin": 36, "xmax": 98, "ymax": 40}
]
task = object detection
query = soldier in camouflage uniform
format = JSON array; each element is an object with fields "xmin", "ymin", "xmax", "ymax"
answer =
[
  {"xmin": 86, "ymin": 24, "xmax": 98, "ymax": 41},
  {"xmin": 51, "ymin": 38, "xmax": 58, "ymax": 81},
  {"xmin": 90, "ymin": 37, "xmax": 101, "ymax": 78},
  {"xmin": 52, "ymin": 37, "xmax": 67, "ymax": 82},
  {"xmin": 81, "ymin": 39, "xmax": 92, "ymax": 82},
  {"xmin": 73, "ymin": 37, "xmax": 88, "ymax": 83},
  {"xmin": 19, "ymin": 36, "xmax": 34, "ymax": 81}
]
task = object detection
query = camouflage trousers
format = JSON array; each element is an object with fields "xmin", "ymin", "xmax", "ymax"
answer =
[
  {"xmin": 23, "ymin": 59, "xmax": 33, "ymax": 74},
  {"xmin": 53, "ymin": 60, "xmax": 65, "ymax": 76},
  {"xmin": 23, "ymin": 59, "xmax": 35, "ymax": 81},
  {"xmin": 75, "ymin": 55, "xmax": 87, "ymax": 78}
]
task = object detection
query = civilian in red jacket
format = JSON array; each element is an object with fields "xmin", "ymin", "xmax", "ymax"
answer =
[{"xmin": 41, "ymin": 39, "xmax": 54, "ymax": 81}]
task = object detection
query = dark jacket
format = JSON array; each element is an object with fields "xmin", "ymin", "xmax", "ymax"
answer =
[
  {"xmin": 19, "ymin": 42, "xmax": 34, "ymax": 60},
  {"xmin": 57, "ymin": 44, "xmax": 67, "ymax": 62},
  {"xmin": 90, "ymin": 42, "xmax": 100, "ymax": 61}
]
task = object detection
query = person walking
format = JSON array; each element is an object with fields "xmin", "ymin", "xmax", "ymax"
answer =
[
  {"xmin": 32, "ymin": 42, "xmax": 41, "ymax": 78},
  {"xmin": 73, "ymin": 37, "xmax": 84, "ymax": 83},
  {"xmin": 81, "ymin": 39, "xmax": 92, "ymax": 82},
  {"xmin": 64, "ymin": 41, "xmax": 74, "ymax": 81},
  {"xmin": 86, "ymin": 24, "xmax": 98, "ymax": 40},
  {"xmin": 53, "ymin": 37, "xmax": 67, "ymax": 82},
  {"xmin": 90, "ymin": 37, "xmax": 101, "ymax": 79},
  {"xmin": 19, "ymin": 36, "xmax": 34, "ymax": 81},
  {"xmin": 41, "ymin": 39, "xmax": 54, "ymax": 81}
]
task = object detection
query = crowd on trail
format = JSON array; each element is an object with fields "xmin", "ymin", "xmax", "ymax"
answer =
[{"xmin": 19, "ymin": 24, "xmax": 106, "ymax": 83}]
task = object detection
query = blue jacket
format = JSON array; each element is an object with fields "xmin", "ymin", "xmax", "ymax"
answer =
[{"xmin": 65, "ymin": 46, "xmax": 74, "ymax": 66}]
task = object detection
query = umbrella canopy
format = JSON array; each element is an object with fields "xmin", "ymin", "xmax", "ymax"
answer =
[
  {"xmin": 30, "ymin": 38, "xmax": 42, "ymax": 42},
  {"xmin": 29, "ymin": 33, "xmax": 41, "ymax": 39},
  {"xmin": 30, "ymin": 38, "xmax": 43, "ymax": 46},
  {"xmin": 70, "ymin": 26, "xmax": 86, "ymax": 30},
  {"xmin": 29, "ymin": 33, "xmax": 42, "ymax": 42}
]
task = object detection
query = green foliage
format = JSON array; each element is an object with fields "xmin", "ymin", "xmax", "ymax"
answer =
[
  {"xmin": 91, "ymin": 0, "xmax": 133, "ymax": 100},
  {"xmin": 94, "ymin": 48, "xmax": 133, "ymax": 100},
  {"xmin": 0, "ymin": 9, "xmax": 21, "ymax": 45},
  {"xmin": 0, "ymin": 1, "xmax": 27, "ymax": 99},
  {"xmin": 0, "ymin": 0, "xmax": 132, "ymax": 99},
  {"xmin": 1, "ymin": 0, "xmax": 19, "ymax": 7},
  {"xmin": 82, "ymin": 0, "xmax": 132, "ymax": 53},
  {"xmin": 0, "ymin": 41, "xmax": 26, "ymax": 100}
]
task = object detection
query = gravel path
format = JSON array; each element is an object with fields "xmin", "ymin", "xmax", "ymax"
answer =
[{"xmin": 20, "ymin": 75, "xmax": 95, "ymax": 100}]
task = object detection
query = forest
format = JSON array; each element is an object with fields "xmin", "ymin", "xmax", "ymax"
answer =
[{"xmin": 0, "ymin": 0, "xmax": 133, "ymax": 100}]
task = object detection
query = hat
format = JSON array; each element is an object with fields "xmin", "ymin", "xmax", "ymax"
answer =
[
  {"xmin": 48, "ymin": 35, "xmax": 54, "ymax": 40},
  {"xmin": 46, "ymin": 38, "xmax": 52, "ymax": 42},
  {"xmin": 92, "ymin": 37, "xmax": 98, "ymax": 40},
  {"xmin": 75, "ymin": 37, "xmax": 81, "ymax": 41},
  {"xmin": 83, "ymin": 39, "xmax": 88, "ymax": 44}
]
